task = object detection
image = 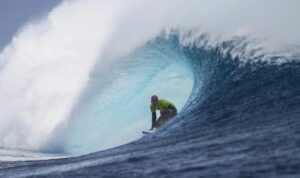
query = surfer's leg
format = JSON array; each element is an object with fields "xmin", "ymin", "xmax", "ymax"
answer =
[
  {"xmin": 155, "ymin": 110, "xmax": 172, "ymax": 128},
  {"xmin": 163, "ymin": 107, "xmax": 177, "ymax": 121},
  {"xmin": 167, "ymin": 105, "xmax": 177, "ymax": 118}
]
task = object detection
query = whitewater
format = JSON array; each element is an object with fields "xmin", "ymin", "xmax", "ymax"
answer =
[{"xmin": 0, "ymin": 0, "xmax": 300, "ymax": 177}]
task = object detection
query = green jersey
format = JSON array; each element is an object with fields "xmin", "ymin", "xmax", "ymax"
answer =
[{"xmin": 150, "ymin": 99, "xmax": 175, "ymax": 113}]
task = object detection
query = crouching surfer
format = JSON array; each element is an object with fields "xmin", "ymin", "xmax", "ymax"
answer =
[{"xmin": 150, "ymin": 95, "xmax": 177, "ymax": 130}]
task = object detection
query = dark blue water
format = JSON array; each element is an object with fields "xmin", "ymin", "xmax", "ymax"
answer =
[{"xmin": 1, "ymin": 34, "xmax": 300, "ymax": 178}]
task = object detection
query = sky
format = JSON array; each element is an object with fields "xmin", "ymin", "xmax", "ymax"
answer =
[{"xmin": 0, "ymin": 0, "xmax": 61, "ymax": 49}]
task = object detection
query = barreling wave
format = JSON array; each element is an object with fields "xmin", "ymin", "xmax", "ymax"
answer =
[
  {"xmin": 1, "ymin": 0, "xmax": 300, "ymax": 177},
  {"xmin": 1, "ymin": 32, "xmax": 300, "ymax": 177}
]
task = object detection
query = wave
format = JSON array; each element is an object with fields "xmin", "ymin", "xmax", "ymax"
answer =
[
  {"xmin": 1, "ymin": 33, "xmax": 299, "ymax": 177},
  {"xmin": 0, "ymin": 2, "xmax": 299, "ymax": 177}
]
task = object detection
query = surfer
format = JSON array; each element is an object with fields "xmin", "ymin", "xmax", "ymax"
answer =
[{"xmin": 150, "ymin": 95, "xmax": 177, "ymax": 130}]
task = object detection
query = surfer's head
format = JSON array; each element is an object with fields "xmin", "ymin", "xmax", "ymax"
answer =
[{"xmin": 151, "ymin": 95, "xmax": 159, "ymax": 106}]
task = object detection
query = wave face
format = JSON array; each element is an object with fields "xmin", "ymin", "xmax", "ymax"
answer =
[{"xmin": 0, "ymin": 0, "xmax": 300, "ymax": 177}]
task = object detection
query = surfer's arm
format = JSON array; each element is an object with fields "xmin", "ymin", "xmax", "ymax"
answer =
[{"xmin": 151, "ymin": 112, "xmax": 157, "ymax": 130}]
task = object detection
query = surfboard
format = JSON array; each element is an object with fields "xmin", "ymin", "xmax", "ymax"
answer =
[{"xmin": 142, "ymin": 130, "xmax": 155, "ymax": 134}]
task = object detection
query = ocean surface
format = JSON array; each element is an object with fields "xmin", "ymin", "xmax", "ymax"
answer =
[{"xmin": 0, "ymin": 1, "xmax": 300, "ymax": 177}]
